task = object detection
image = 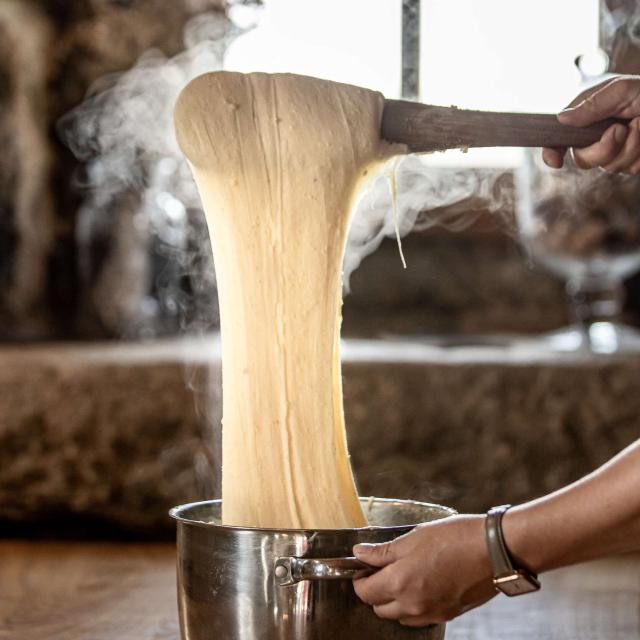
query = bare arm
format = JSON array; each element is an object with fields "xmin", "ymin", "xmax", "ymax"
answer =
[
  {"xmin": 352, "ymin": 78, "xmax": 640, "ymax": 628},
  {"xmin": 505, "ymin": 439, "xmax": 640, "ymax": 573},
  {"xmin": 352, "ymin": 439, "xmax": 640, "ymax": 627}
]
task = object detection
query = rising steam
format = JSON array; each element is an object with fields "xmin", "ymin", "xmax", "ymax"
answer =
[
  {"xmin": 59, "ymin": 6, "xmax": 515, "ymax": 333},
  {"xmin": 58, "ymin": 11, "xmax": 248, "ymax": 338},
  {"xmin": 345, "ymin": 156, "xmax": 513, "ymax": 289}
]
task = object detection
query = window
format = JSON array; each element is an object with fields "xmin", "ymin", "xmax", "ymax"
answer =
[
  {"xmin": 225, "ymin": 0, "xmax": 401, "ymax": 99},
  {"xmin": 225, "ymin": 0, "xmax": 601, "ymax": 166},
  {"xmin": 421, "ymin": 0, "xmax": 600, "ymax": 166}
]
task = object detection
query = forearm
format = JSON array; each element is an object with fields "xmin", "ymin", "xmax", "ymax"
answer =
[{"xmin": 503, "ymin": 439, "xmax": 640, "ymax": 574}]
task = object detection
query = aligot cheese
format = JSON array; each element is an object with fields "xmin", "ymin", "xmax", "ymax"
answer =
[{"xmin": 175, "ymin": 72, "xmax": 401, "ymax": 528}]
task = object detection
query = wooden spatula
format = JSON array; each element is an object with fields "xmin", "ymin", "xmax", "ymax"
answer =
[{"xmin": 381, "ymin": 99, "xmax": 625, "ymax": 153}]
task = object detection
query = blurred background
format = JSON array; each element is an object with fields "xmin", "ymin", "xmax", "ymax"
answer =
[{"xmin": 1, "ymin": 0, "xmax": 640, "ymax": 538}]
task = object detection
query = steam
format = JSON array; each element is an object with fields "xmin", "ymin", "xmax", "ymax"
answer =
[
  {"xmin": 344, "ymin": 156, "xmax": 513, "ymax": 288},
  {"xmin": 600, "ymin": 1, "xmax": 640, "ymax": 59},
  {"xmin": 59, "ymin": 5, "xmax": 514, "ymax": 334},
  {"xmin": 58, "ymin": 11, "xmax": 249, "ymax": 338},
  {"xmin": 53, "ymin": 0, "xmax": 636, "ymax": 508}
]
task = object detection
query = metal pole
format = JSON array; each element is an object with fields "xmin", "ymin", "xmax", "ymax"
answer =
[{"xmin": 401, "ymin": 0, "xmax": 421, "ymax": 100}]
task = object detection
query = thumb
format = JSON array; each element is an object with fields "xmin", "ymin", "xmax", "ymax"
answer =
[
  {"xmin": 353, "ymin": 541, "xmax": 397, "ymax": 568},
  {"xmin": 558, "ymin": 77, "xmax": 639, "ymax": 127}
]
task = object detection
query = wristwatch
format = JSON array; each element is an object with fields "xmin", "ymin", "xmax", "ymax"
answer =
[{"xmin": 485, "ymin": 504, "xmax": 541, "ymax": 597}]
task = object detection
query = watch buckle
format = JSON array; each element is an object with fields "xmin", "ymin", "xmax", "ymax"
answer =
[{"xmin": 494, "ymin": 571, "xmax": 541, "ymax": 597}]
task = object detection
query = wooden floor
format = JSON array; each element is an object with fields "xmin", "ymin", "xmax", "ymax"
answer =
[
  {"xmin": 1, "ymin": 541, "xmax": 639, "ymax": 639},
  {"xmin": 0, "ymin": 542, "xmax": 178, "ymax": 640}
]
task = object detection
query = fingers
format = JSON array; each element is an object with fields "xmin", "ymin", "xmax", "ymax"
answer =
[
  {"xmin": 374, "ymin": 602, "xmax": 447, "ymax": 627},
  {"xmin": 563, "ymin": 77, "xmax": 618, "ymax": 111},
  {"xmin": 602, "ymin": 117, "xmax": 640, "ymax": 173},
  {"xmin": 374, "ymin": 600, "xmax": 438, "ymax": 626},
  {"xmin": 352, "ymin": 567, "xmax": 395, "ymax": 606},
  {"xmin": 542, "ymin": 146, "xmax": 567, "ymax": 168},
  {"xmin": 544, "ymin": 118, "xmax": 640, "ymax": 173},
  {"xmin": 558, "ymin": 76, "xmax": 640, "ymax": 126},
  {"xmin": 571, "ymin": 123, "xmax": 628, "ymax": 169},
  {"xmin": 550, "ymin": 76, "xmax": 640, "ymax": 172},
  {"xmin": 353, "ymin": 516, "xmax": 494, "ymax": 627},
  {"xmin": 372, "ymin": 600, "xmax": 405, "ymax": 620},
  {"xmin": 353, "ymin": 541, "xmax": 396, "ymax": 568}
]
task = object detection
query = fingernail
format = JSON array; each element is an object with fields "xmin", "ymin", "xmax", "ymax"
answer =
[{"xmin": 353, "ymin": 543, "xmax": 374, "ymax": 554}]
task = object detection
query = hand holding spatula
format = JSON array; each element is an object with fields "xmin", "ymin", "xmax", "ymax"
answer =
[{"xmin": 382, "ymin": 76, "xmax": 640, "ymax": 173}]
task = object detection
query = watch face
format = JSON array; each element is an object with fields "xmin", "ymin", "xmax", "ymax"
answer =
[{"xmin": 494, "ymin": 572, "xmax": 541, "ymax": 597}]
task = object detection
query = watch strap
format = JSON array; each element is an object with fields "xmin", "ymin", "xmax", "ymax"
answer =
[{"xmin": 485, "ymin": 504, "xmax": 515, "ymax": 577}]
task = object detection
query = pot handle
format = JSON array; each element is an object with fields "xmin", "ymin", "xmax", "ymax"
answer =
[{"xmin": 274, "ymin": 556, "xmax": 376, "ymax": 586}]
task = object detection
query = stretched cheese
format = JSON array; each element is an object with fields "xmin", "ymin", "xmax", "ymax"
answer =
[{"xmin": 174, "ymin": 72, "xmax": 401, "ymax": 528}]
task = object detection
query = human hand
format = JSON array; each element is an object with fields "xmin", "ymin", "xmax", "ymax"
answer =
[
  {"xmin": 352, "ymin": 515, "xmax": 496, "ymax": 627},
  {"xmin": 543, "ymin": 75, "xmax": 640, "ymax": 173}
]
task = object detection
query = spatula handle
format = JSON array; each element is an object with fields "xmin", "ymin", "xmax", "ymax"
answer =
[{"xmin": 382, "ymin": 99, "xmax": 626, "ymax": 153}]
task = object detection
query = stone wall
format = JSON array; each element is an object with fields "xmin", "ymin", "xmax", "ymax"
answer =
[
  {"xmin": 0, "ymin": 0, "xmax": 225, "ymax": 340},
  {"xmin": 0, "ymin": 339, "xmax": 638, "ymax": 537},
  {"xmin": 344, "ymin": 229, "xmax": 570, "ymax": 337},
  {"xmin": 0, "ymin": 1, "xmax": 55, "ymax": 339},
  {"xmin": 344, "ymin": 226, "xmax": 640, "ymax": 337}
]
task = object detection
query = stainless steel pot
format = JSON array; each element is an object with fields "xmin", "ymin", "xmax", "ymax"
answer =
[{"xmin": 170, "ymin": 497, "xmax": 455, "ymax": 639}]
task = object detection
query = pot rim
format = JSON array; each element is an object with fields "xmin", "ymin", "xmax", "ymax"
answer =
[{"xmin": 169, "ymin": 496, "xmax": 456, "ymax": 533}]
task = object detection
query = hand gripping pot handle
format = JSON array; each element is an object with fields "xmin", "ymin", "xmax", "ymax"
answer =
[{"xmin": 274, "ymin": 556, "xmax": 376, "ymax": 586}]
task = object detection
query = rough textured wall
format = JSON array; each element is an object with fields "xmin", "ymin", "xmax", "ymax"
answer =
[
  {"xmin": 0, "ymin": 1, "xmax": 55, "ymax": 339},
  {"xmin": 0, "ymin": 340, "xmax": 638, "ymax": 536},
  {"xmin": 0, "ymin": 0, "xmax": 224, "ymax": 340},
  {"xmin": 344, "ymin": 231, "xmax": 570, "ymax": 337}
]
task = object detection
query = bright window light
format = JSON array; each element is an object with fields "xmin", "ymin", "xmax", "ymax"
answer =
[
  {"xmin": 420, "ymin": 0, "xmax": 600, "ymax": 167},
  {"xmin": 225, "ymin": 0, "xmax": 601, "ymax": 167},
  {"xmin": 224, "ymin": 0, "xmax": 401, "ymax": 99},
  {"xmin": 422, "ymin": 0, "xmax": 599, "ymax": 112}
]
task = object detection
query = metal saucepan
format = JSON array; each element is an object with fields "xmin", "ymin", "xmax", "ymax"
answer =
[{"xmin": 170, "ymin": 497, "xmax": 456, "ymax": 640}]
